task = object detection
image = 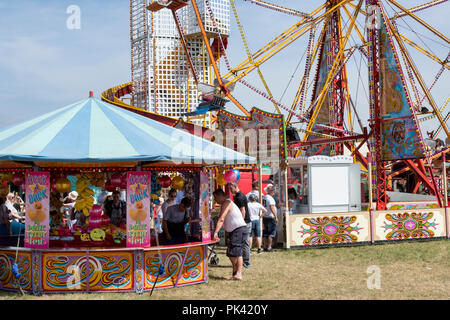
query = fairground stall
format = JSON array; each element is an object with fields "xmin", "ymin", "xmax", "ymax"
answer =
[
  {"xmin": 0, "ymin": 94, "xmax": 254, "ymax": 295},
  {"xmin": 283, "ymin": 154, "xmax": 449, "ymax": 248}
]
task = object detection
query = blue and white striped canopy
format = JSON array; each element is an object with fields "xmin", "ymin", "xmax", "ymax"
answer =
[{"xmin": 0, "ymin": 97, "xmax": 255, "ymax": 165}]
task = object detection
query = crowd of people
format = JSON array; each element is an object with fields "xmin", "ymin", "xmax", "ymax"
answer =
[
  {"xmin": 1, "ymin": 180, "xmax": 283, "ymax": 284},
  {"xmin": 212, "ymin": 181, "xmax": 280, "ymax": 281}
]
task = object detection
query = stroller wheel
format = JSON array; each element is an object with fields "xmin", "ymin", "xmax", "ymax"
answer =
[{"xmin": 210, "ymin": 255, "xmax": 219, "ymax": 265}]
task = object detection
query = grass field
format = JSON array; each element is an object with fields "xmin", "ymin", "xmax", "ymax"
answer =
[{"xmin": 1, "ymin": 240, "xmax": 449, "ymax": 300}]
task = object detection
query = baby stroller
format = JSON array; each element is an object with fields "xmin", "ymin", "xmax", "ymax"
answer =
[
  {"xmin": 207, "ymin": 244, "xmax": 219, "ymax": 265},
  {"xmin": 207, "ymin": 216, "xmax": 220, "ymax": 265}
]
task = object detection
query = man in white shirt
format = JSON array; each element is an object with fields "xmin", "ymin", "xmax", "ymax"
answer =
[
  {"xmin": 212, "ymin": 188, "xmax": 248, "ymax": 281},
  {"xmin": 247, "ymin": 194, "xmax": 267, "ymax": 254},
  {"xmin": 262, "ymin": 184, "xmax": 278, "ymax": 252}
]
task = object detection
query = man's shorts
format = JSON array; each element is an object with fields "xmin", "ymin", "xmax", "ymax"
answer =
[
  {"xmin": 262, "ymin": 218, "xmax": 277, "ymax": 238},
  {"xmin": 226, "ymin": 226, "xmax": 249, "ymax": 258},
  {"xmin": 250, "ymin": 219, "xmax": 261, "ymax": 238}
]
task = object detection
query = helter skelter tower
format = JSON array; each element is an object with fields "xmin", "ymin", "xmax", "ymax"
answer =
[{"xmin": 130, "ymin": 0, "xmax": 230, "ymax": 128}]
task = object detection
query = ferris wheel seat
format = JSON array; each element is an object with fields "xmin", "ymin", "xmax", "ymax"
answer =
[
  {"xmin": 147, "ymin": 0, "xmax": 187, "ymax": 12},
  {"xmin": 182, "ymin": 98, "xmax": 228, "ymax": 117},
  {"xmin": 197, "ymin": 83, "xmax": 215, "ymax": 95}
]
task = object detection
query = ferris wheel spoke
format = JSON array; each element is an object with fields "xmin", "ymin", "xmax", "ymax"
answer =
[
  {"xmin": 390, "ymin": 0, "xmax": 449, "ymax": 20},
  {"xmin": 398, "ymin": 33, "xmax": 450, "ymax": 69},
  {"xmin": 229, "ymin": 0, "xmax": 280, "ymax": 113},
  {"xmin": 240, "ymin": 0, "xmax": 312, "ymax": 19},
  {"xmin": 386, "ymin": 0, "xmax": 450, "ymax": 45},
  {"xmin": 302, "ymin": 0, "xmax": 363, "ymax": 144},
  {"xmin": 222, "ymin": 1, "xmax": 346, "ymax": 83}
]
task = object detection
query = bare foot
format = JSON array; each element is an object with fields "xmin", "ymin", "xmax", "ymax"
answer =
[{"xmin": 227, "ymin": 275, "xmax": 242, "ymax": 281}]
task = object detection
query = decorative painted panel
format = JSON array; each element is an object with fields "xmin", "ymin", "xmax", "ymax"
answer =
[
  {"xmin": 0, "ymin": 250, "xmax": 32, "ymax": 291},
  {"xmin": 386, "ymin": 201, "xmax": 439, "ymax": 210},
  {"xmin": 89, "ymin": 251, "xmax": 134, "ymax": 291},
  {"xmin": 144, "ymin": 245, "xmax": 206, "ymax": 290},
  {"xmin": 378, "ymin": 16, "xmax": 424, "ymax": 160},
  {"xmin": 289, "ymin": 212, "xmax": 371, "ymax": 247},
  {"xmin": 176, "ymin": 245, "xmax": 206, "ymax": 286},
  {"xmin": 41, "ymin": 251, "xmax": 134, "ymax": 292},
  {"xmin": 373, "ymin": 209, "xmax": 447, "ymax": 241},
  {"xmin": 42, "ymin": 252, "xmax": 87, "ymax": 292}
]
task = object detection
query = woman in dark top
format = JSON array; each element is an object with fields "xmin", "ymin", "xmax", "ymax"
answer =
[
  {"xmin": 0, "ymin": 198, "xmax": 10, "ymax": 236},
  {"xmin": 103, "ymin": 191, "xmax": 126, "ymax": 227}
]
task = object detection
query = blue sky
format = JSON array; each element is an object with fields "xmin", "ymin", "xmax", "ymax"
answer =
[{"xmin": 0, "ymin": 0, "xmax": 448, "ymax": 139}]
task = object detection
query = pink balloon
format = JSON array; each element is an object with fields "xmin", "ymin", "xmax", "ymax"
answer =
[
  {"xmin": 110, "ymin": 173, "xmax": 123, "ymax": 187},
  {"xmin": 89, "ymin": 204, "xmax": 102, "ymax": 219},
  {"xmin": 159, "ymin": 176, "xmax": 172, "ymax": 188},
  {"xmin": 224, "ymin": 170, "xmax": 237, "ymax": 183},
  {"xmin": 12, "ymin": 173, "xmax": 25, "ymax": 186},
  {"xmin": 89, "ymin": 218, "xmax": 102, "ymax": 229},
  {"xmin": 51, "ymin": 180, "xmax": 58, "ymax": 192},
  {"xmin": 105, "ymin": 180, "xmax": 116, "ymax": 192},
  {"xmin": 120, "ymin": 174, "xmax": 127, "ymax": 189}
]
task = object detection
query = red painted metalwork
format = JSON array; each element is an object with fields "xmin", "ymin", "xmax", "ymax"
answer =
[
  {"xmin": 367, "ymin": 0, "xmax": 387, "ymax": 210},
  {"xmin": 327, "ymin": 5, "xmax": 345, "ymax": 155},
  {"xmin": 404, "ymin": 160, "xmax": 436, "ymax": 195},
  {"xmin": 306, "ymin": 2, "xmax": 346, "ymax": 156},
  {"xmin": 289, "ymin": 129, "xmax": 369, "ymax": 149}
]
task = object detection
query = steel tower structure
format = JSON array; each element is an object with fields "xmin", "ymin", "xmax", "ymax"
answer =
[{"xmin": 130, "ymin": 0, "xmax": 230, "ymax": 127}]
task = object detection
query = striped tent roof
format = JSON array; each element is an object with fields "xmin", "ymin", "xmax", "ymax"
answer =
[{"xmin": 0, "ymin": 97, "xmax": 255, "ymax": 166}]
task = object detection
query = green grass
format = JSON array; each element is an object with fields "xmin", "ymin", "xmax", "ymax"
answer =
[{"xmin": 1, "ymin": 240, "xmax": 449, "ymax": 300}]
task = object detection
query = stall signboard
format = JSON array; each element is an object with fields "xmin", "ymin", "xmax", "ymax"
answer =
[
  {"xmin": 214, "ymin": 107, "xmax": 287, "ymax": 162},
  {"xmin": 126, "ymin": 172, "xmax": 151, "ymax": 247},
  {"xmin": 25, "ymin": 172, "xmax": 50, "ymax": 249},
  {"xmin": 200, "ymin": 171, "xmax": 211, "ymax": 241}
]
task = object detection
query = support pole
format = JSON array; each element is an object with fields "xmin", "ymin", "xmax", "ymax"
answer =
[
  {"xmin": 368, "ymin": 152, "xmax": 373, "ymax": 209},
  {"xmin": 258, "ymin": 161, "xmax": 263, "ymax": 205},
  {"xmin": 283, "ymin": 163, "xmax": 290, "ymax": 249},
  {"xmin": 258, "ymin": 161, "xmax": 263, "ymax": 248},
  {"xmin": 443, "ymin": 152, "xmax": 449, "ymax": 238},
  {"xmin": 442, "ymin": 152, "xmax": 448, "ymax": 207},
  {"xmin": 367, "ymin": 0, "xmax": 387, "ymax": 210}
]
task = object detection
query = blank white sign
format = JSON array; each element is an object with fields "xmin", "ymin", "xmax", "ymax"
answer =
[{"xmin": 310, "ymin": 166, "xmax": 349, "ymax": 206}]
